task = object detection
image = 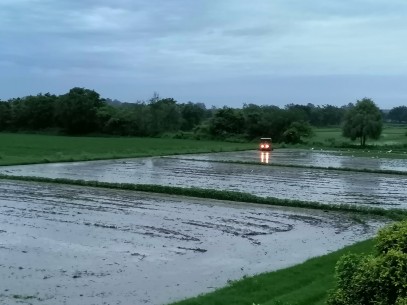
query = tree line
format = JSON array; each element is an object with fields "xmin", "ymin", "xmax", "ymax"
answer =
[
  {"xmin": 0, "ymin": 87, "xmax": 405, "ymax": 145},
  {"xmin": 0, "ymin": 88, "xmax": 209, "ymax": 137}
]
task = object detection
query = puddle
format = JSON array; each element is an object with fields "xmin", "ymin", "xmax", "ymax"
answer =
[
  {"xmin": 0, "ymin": 180, "xmax": 386, "ymax": 305},
  {"xmin": 1, "ymin": 155, "xmax": 406, "ymax": 208}
]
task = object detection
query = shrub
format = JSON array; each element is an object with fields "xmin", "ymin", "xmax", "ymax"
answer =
[
  {"xmin": 376, "ymin": 220, "xmax": 407, "ymax": 254},
  {"xmin": 327, "ymin": 220, "xmax": 407, "ymax": 305}
]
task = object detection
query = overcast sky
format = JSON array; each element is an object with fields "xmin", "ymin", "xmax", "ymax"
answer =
[{"xmin": 1, "ymin": 0, "xmax": 406, "ymax": 108}]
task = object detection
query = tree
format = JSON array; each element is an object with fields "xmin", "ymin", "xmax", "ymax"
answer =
[
  {"xmin": 388, "ymin": 106, "xmax": 407, "ymax": 123},
  {"xmin": 0, "ymin": 101, "xmax": 11, "ymax": 130},
  {"xmin": 147, "ymin": 97, "xmax": 181, "ymax": 135},
  {"xmin": 328, "ymin": 220, "xmax": 407, "ymax": 305},
  {"xmin": 309, "ymin": 105, "xmax": 345, "ymax": 127},
  {"xmin": 180, "ymin": 102, "xmax": 207, "ymax": 131},
  {"xmin": 209, "ymin": 107, "xmax": 245, "ymax": 137},
  {"xmin": 342, "ymin": 98, "xmax": 383, "ymax": 147},
  {"xmin": 21, "ymin": 93, "xmax": 57, "ymax": 129},
  {"xmin": 55, "ymin": 87, "xmax": 105, "ymax": 134},
  {"xmin": 282, "ymin": 121, "xmax": 313, "ymax": 144}
]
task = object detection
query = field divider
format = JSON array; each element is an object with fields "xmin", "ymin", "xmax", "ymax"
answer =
[
  {"xmin": 161, "ymin": 156, "xmax": 407, "ymax": 176},
  {"xmin": 1, "ymin": 173, "xmax": 406, "ymax": 221}
]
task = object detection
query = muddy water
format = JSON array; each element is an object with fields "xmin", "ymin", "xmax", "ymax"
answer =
[
  {"xmin": 1, "ymin": 157, "xmax": 406, "ymax": 208},
  {"xmin": 0, "ymin": 180, "xmax": 385, "ymax": 305},
  {"xmin": 174, "ymin": 149, "xmax": 407, "ymax": 172}
]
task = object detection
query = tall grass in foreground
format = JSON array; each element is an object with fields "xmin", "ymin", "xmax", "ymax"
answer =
[
  {"xmin": 0, "ymin": 133, "xmax": 253, "ymax": 166},
  {"xmin": 169, "ymin": 240, "xmax": 375, "ymax": 305}
]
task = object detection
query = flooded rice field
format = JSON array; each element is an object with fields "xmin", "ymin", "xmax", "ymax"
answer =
[
  {"xmin": 1, "ymin": 153, "xmax": 406, "ymax": 208},
  {"xmin": 176, "ymin": 149, "xmax": 407, "ymax": 172},
  {"xmin": 0, "ymin": 180, "xmax": 385, "ymax": 305}
]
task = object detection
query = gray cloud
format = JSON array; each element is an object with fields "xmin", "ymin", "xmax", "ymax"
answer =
[{"xmin": 1, "ymin": 0, "xmax": 406, "ymax": 107}]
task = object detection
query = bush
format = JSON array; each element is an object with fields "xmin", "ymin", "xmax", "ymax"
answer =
[
  {"xmin": 328, "ymin": 220, "xmax": 407, "ymax": 305},
  {"xmin": 376, "ymin": 220, "xmax": 407, "ymax": 254}
]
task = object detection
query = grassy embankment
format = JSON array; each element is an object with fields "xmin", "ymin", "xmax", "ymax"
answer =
[
  {"xmin": 0, "ymin": 133, "xmax": 253, "ymax": 166},
  {"xmin": 169, "ymin": 239, "xmax": 374, "ymax": 305}
]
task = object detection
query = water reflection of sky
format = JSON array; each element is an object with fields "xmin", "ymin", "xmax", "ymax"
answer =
[
  {"xmin": 1, "ymin": 155, "xmax": 406, "ymax": 209},
  {"xmin": 177, "ymin": 149, "xmax": 407, "ymax": 172}
]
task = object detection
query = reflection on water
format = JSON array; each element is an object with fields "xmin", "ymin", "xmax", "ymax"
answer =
[
  {"xmin": 176, "ymin": 150, "xmax": 407, "ymax": 172},
  {"xmin": 260, "ymin": 152, "xmax": 270, "ymax": 164},
  {"xmin": 1, "ymin": 154, "xmax": 406, "ymax": 208}
]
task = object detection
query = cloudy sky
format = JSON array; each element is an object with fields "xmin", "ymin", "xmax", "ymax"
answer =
[{"xmin": 1, "ymin": 0, "xmax": 406, "ymax": 108}]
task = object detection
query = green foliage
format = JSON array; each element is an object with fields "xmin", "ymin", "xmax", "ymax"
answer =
[
  {"xmin": 5, "ymin": 94, "xmax": 57, "ymax": 131},
  {"xmin": 282, "ymin": 121, "xmax": 313, "ymax": 144},
  {"xmin": 342, "ymin": 98, "xmax": 383, "ymax": 147},
  {"xmin": 209, "ymin": 107, "xmax": 245, "ymax": 137},
  {"xmin": 282, "ymin": 127, "xmax": 300, "ymax": 144},
  {"xmin": 376, "ymin": 220, "xmax": 407, "ymax": 254},
  {"xmin": 1, "ymin": 89, "xmax": 208, "ymax": 137},
  {"xmin": 55, "ymin": 87, "xmax": 105, "ymax": 134},
  {"xmin": 328, "ymin": 220, "xmax": 407, "ymax": 305},
  {"xmin": 396, "ymin": 297, "xmax": 407, "ymax": 305},
  {"xmin": 148, "ymin": 96, "xmax": 182, "ymax": 135},
  {"xmin": 311, "ymin": 105, "xmax": 346, "ymax": 127},
  {"xmin": 241, "ymin": 104, "xmax": 314, "ymax": 142},
  {"xmin": 388, "ymin": 106, "xmax": 407, "ymax": 123},
  {"xmin": 0, "ymin": 101, "xmax": 11, "ymax": 130},
  {"xmin": 0, "ymin": 89, "xmax": 400, "ymax": 145},
  {"xmin": 180, "ymin": 102, "xmax": 207, "ymax": 131},
  {"xmin": 20, "ymin": 94, "xmax": 57, "ymax": 129}
]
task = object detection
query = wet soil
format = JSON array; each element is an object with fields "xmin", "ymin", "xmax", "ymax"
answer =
[
  {"xmin": 176, "ymin": 149, "xmax": 407, "ymax": 172},
  {"xmin": 0, "ymin": 180, "xmax": 385, "ymax": 305},
  {"xmin": 1, "ymin": 154, "xmax": 406, "ymax": 208}
]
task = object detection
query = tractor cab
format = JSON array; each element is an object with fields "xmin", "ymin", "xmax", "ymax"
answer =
[{"xmin": 259, "ymin": 138, "xmax": 272, "ymax": 151}]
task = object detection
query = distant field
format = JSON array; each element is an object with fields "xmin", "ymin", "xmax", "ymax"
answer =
[
  {"xmin": 2, "ymin": 129, "xmax": 407, "ymax": 166},
  {"xmin": 311, "ymin": 125, "xmax": 407, "ymax": 147},
  {"xmin": 0, "ymin": 133, "xmax": 253, "ymax": 166}
]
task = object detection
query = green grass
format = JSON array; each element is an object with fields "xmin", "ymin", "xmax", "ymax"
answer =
[
  {"xmin": 169, "ymin": 239, "xmax": 375, "ymax": 305},
  {"xmin": 1, "ymin": 129, "xmax": 406, "ymax": 166},
  {"xmin": 0, "ymin": 133, "xmax": 253, "ymax": 166},
  {"xmin": 310, "ymin": 126, "xmax": 407, "ymax": 149}
]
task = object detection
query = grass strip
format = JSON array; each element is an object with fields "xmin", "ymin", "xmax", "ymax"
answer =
[
  {"xmin": 168, "ymin": 239, "xmax": 375, "ymax": 305},
  {"xmin": 0, "ymin": 133, "xmax": 254, "ymax": 166},
  {"xmin": 162, "ymin": 157, "xmax": 407, "ymax": 176},
  {"xmin": 1, "ymin": 174, "xmax": 406, "ymax": 221}
]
